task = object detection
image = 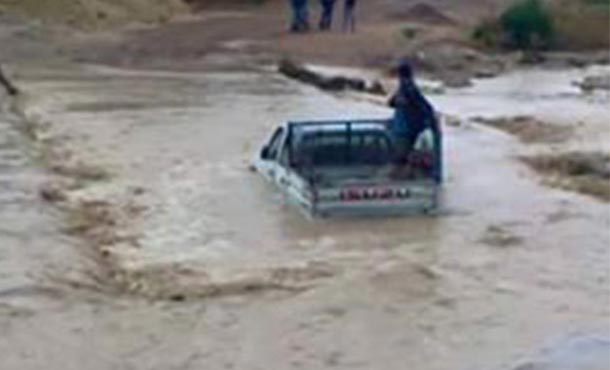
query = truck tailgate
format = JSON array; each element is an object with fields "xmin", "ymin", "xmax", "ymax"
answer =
[{"xmin": 311, "ymin": 180, "xmax": 439, "ymax": 217}]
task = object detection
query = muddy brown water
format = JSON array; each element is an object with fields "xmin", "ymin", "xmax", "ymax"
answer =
[
  {"xmin": 0, "ymin": 91, "xmax": 90, "ymax": 300},
  {"xmin": 0, "ymin": 62, "xmax": 608, "ymax": 369}
]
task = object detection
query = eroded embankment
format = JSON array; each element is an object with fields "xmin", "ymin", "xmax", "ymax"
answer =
[
  {"xmin": 473, "ymin": 115, "xmax": 610, "ymax": 201},
  {"xmin": 521, "ymin": 151, "xmax": 610, "ymax": 201}
]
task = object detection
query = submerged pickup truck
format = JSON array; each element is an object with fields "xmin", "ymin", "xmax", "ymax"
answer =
[{"xmin": 253, "ymin": 119, "xmax": 442, "ymax": 217}]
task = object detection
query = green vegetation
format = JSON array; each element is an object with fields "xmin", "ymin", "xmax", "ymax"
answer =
[
  {"xmin": 473, "ymin": 0, "xmax": 609, "ymax": 50},
  {"xmin": 500, "ymin": 0, "xmax": 554, "ymax": 49},
  {"xmin": 472, "ymin": 0, "xmax": 554, "ymax": 50},
  {"xmin": 401, "ymin": 26, "xmax": 419, "ymax": 40}
]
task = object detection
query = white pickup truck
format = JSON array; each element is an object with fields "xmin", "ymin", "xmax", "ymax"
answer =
[{"xmin": 253, "ymin": 119, "xmax": 442, "ymax": 217}]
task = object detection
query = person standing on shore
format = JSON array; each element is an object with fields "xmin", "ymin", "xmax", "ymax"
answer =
[
  {"xmin": 343, "ymin": 0, "xmax": 357, "ymax": 32},
  {"xmin": 289, "ymin": 0, "xmax": 310, "ymax": 33},
  {"xmin": 319, "ymin": 0, "xmax": 336, "ymax": 31}
]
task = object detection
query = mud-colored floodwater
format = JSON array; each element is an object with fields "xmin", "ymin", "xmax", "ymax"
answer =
[
  {"xmin": 1, "ymin": 62, "xmax": 608, "ymax": 370},
  {"xmin": 0, "ymin": 90, "xmax": 89, "ymax": 303}
]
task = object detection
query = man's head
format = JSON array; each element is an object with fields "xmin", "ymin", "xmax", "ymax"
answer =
[{"xmin": 397, "ymin": 59, "xmax": 413, "ymax": 81}]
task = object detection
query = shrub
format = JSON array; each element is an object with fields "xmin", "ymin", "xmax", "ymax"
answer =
[
  {"xmin": 500, "ymin": 0, "xmax": 554, "ymax": 49},
  {"xmin": 401, "ymin": 26, "xmax": 419, "ymax": 40}
]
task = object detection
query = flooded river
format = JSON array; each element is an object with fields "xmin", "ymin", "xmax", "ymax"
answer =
[
  {"xmin": 0, "ymin": 89, "xmax": 89, "ymax": 306},
  {"xmin": 0, "ymin": 61, "xmax": 608, "ymax": 370}
]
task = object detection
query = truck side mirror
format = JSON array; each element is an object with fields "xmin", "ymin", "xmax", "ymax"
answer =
[{"xmin": 261, "ymin": 146, "xmax": 270, "ymax": 160}]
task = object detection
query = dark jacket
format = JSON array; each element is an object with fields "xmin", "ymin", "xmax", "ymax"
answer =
[
  {"xmin": 389, "ymin": 77, "xmax": 436, "ymax": 135},
  {"xmin": 389, "ymin": 60, "xmax": 437, "ymax": 136}
]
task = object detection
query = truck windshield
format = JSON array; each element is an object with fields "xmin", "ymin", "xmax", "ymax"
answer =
[{"xmin": 292, "ymin": 130, "xmax": 393, "ymax": 167}]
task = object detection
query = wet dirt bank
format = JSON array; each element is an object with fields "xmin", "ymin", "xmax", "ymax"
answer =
[
  {"xmin": 1, "ymin": 58, "xmax": 608, "ymax": 369},
  {"xmin": 521, "ymin": 151, "xmax": 610, "ymax": 201}
]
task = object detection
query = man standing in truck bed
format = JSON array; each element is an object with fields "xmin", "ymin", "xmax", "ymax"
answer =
[{"xmin": 388, "ymin": 60, "xmax": 442, "ymax": 183}]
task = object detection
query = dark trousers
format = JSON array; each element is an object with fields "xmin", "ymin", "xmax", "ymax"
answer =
[
  {"xmin": 343, "ymin": 0, "xmax": 356, "ymax": 32},
  {"xmin": 290, "ymin": 0, "xmax": 310, "ymax": 32},
  {"xmin": 394, "ymin": 125, "xmax": 443, "ymax": 184},
  {"xmin": 319, "ymin": 0, "xmax": 336, "ymax": 30},
  {"xmin": 432, "ymin": 126, "xmax": 442, "ymax": 183}
]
